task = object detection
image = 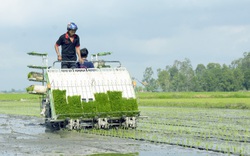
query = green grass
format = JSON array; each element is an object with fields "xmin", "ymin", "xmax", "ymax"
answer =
[
  {"xmin": 137, "ymin": 92, "xmax": 250, "ymax": 109},
  {"xmin": 0, "ymin": 92, "xmax": 249, "ymax": 118},
  {"xmin": 0, "ymin": 93, "xmax": 40, "ymax": 101},
  {"xmin": 138, "ymin": 98, "xmax": 250, "ymax": 109},
  {"xmin": 0, "ymin": 101, "xmax": 40, "ymax": 116},
  {"xmin": 0, "ymin": 93, "xmax": 41, "ymax": 116},
  {"xmin": 137, "ymin": 92, "xmax": 250, "ymax": 99}
]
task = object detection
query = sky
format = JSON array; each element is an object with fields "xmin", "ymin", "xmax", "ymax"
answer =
[{"xmin": 1, "ymin": 0, "xmax": 250, "ymax": 91}]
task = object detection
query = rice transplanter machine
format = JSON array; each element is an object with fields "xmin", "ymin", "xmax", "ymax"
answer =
[{"xmin": 26, "ymin": 51, "xmax": 140, "ymax": 130}]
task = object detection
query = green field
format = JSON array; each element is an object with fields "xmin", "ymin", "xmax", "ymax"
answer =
[
  {"xmin": 0, "ymin": 93, "xmax": 41, "ymax": 116},
  {"xmin": 0, "ymin": 93, "xmax": 40, "ymax": 101},
  {"xmin": 0, "ymin": 92, "xmax": 249, "ymax": 116},
  {"xmin": 137, "ymin": 92, "xmax": 250, "ymax": 109},
  {"xmin": 1, "ymin": 92, "xmax": 250, "ymax": 155},
  {"xmin": 137, "ymin": 92, "xmax": 250, "ymax": 99}
]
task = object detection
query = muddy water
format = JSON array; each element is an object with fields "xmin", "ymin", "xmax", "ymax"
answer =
[{"xmin": 0, "ymin": 114, "xmax": 227, "ymax": 156}]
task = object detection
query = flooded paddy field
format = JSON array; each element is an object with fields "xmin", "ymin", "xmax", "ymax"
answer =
[
  {"xmin": 1, "ymin": 106, "xmax": 246, "ymax": 156},
  {"xmin": 136, "ymin": 107, "xmax": 250, "ymax": 155},
  {"xmin": 81, "ymin": 107, "xmax": 250, "ymax": 156}
]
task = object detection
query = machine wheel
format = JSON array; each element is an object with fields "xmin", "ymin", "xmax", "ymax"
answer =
[{"xmin": 45, "ymin": 103, "xmax": 51, "ymax": 119}]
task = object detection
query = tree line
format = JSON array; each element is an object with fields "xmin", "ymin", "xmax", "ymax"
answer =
[{"xmin": 140, "ymin": 52, "xmax": 250, "ymax": 92}]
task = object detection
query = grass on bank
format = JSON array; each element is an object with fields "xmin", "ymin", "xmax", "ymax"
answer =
[
  {"xmin": 0, "ymin": 92, "xmax": 249, "ymax": 117},
  {"xmin": 0, "ymin": 93, "xmax": 40, "ymax": 116},
  {"xmin": 137, "ymin": 92, "xmax": 250, "ymax": 99},
  {"xmin": 137, "ymin": 92, "xmax": 250, "ymax": 109},
  {"xmin": 138, "ymin": 98, "xmax": 250, "ymax": 109},
  {"xmin": 0, "ymin": 101, "xmax": 40, "ymax": 116},
  {"xmin": 136, "ymin": 92, "xmax": 250, "ymax": 109},
  {"xmin": 0, "ymin": 93, "xmax": 40, "ymax": 101}
]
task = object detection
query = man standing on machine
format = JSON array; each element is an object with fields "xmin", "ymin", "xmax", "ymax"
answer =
[{"xmin": 54, "ymin": 22, "xmax": 83, "ymax": 68}]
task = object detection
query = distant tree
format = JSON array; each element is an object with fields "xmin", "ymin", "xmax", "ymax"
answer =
[
  {"xmin": 232, "ymin": 68, "xmax": 244, "ymax": 91},
  {"xmin": 166, "ymin": 63, "xmax": 179, "ymax": 91},
  {"xmin": 179, "ymin": 58, "xmax": 195, "ymax": 91},
  {"xmin": 219, "ymin": 64, "xmax": 235, "ymax": 91},
  {"xmin": 241, "ymin": 52, "xmax": 250, "ymax": 90},
  {"xmin": 231, "ymin": 52, "xmax": 250, "ymax": 90},
  {"xmin": 166, "ymin": 59, "xmax": 194, "ymax": 92},
  {"xmin": 142, "ymin": 67, "xmax": 158, "ymax": 92},
  {"xmin": 157, "ymin": 68, "xmax": 170, "ymax": 92},
  {"xmin": 195, "ymin": 64, "xmax": 206, "ymax": 91},
  {"xmin": 204, "ymin": 63, "xmax": 222, "ymax": 91},
  {"xmin": 142, "ymin": 52, "xmax": 249, "ymax": 92}
]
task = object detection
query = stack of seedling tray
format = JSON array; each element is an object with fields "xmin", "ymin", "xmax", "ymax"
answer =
[
  {"xmin": 27, "ymin": 71, "xmax": 44, "ymax": 82},
  {"xmin": 26, "ymin": 51, "xmax": 48, "ymax": 95},
  {"xmin": 52, "ymin": 89, "xmax": 139, "ymax": 119},
  {"xmin": 26, "ymin": 85, "xmax": 47, "ymax": 94}
]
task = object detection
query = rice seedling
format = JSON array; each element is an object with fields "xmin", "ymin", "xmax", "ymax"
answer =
[
  {"xmin": 0, "ymin": 101, "xmax": 40, "ymax": 116},
  {"xmin": 133, "ymin": 106, "xmax": 250, "ymax": 155}
]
